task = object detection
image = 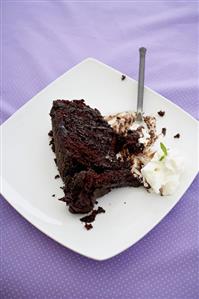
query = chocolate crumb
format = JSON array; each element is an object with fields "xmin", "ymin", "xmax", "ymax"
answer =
[
  {"xmin": 158, "ymin": 111, "xmax": 165, "ymax": 117},
  {"xmin": 159, "ymin": 188, "xmax": 164, "ymax": 196},
  {"xmin": 49, "ymin": 139, "xmax": 54, "ymax": 146},
  {"xmin": 85, "ymin": 223, "xmax": 93, "ymax": 230},
  {"xmin": 121, "ymin": 75, "xmax": 126, "ymax": 81},
  {"xmin": 55, "ymin": 174, "xmax": 60, "ymax": 179},
  {"xmin": 54, "ymin": 158, "xmax": 57, "ymax": 165},
  {"xmin": 80, "ymin": 206, "xmax": 105, "ymax": 223},
  {"xmin": 60, "ymin": 186, "xmax": 64, "ymax": 190},
  {"xmin": 124, "ymin": 202, "xmax": 126, "ymax": 204},
  {"xmin": 162, "ymin": 128, "xmax": 166, "ymax": 136},
  {"xmin": 145, "ymin": 184, "xmax": 151, "ymax": 190},
  {"xmin": 174, "ymin": 133, "xmax": 180, "ymax": 138},
  {"xmin": 48, "ymin": 130, "xmax": 53, "ymax": 137},
  {"xmin": 52, "ymin": 194, "xmax": 55, "ymax": 197},
  {"xmin": 97, "ymin": 207, "xmax": 105, "ymax": 214},
  {"xmin": 95, "ymin": 201, "xmax": 98, "ymax": 204},
  {"xmin": 51, "ymin": 144, "xmax": 55, "ymax": 152},
  {"xmin": 80, "ymin": 212, "xmax": 96, "ymax": 223}
]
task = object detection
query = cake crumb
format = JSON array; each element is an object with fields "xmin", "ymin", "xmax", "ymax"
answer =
[
  {"xmin": 48, "ymin": 130, "xmax": 53, "ymax": 137},
  {"xmin": 97, "ymin": 207, "xmax": 105, "ymax": 214},
  {"xmin": 80, "ymin": 206, "xmax": 105, "ymax": 223},
  {"xmin": 121, "ymin": 75, "xmax": 126, "ymax": 81},
  {"xmin": 85, "ymin": 223, "xmax": 93, "ymax": 230},
  {"xmin": 162, "ymin": 128, "xmax": 166, "ymax": 136},
  {"xmin": 158, "ymin": 111, "xmax": 165, "ymax": 117},
  {"xmin": 55, "ymin": 174, "xmax": 60, "ymax": 179},
  {"xmin": 174, "ymin": 133, "xmax": 180, "ymax": 138}
]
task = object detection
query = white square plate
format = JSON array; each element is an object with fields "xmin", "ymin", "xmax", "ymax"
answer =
[{"xmin": 1, "ymin": 58, "xmax": 198, "ymax": 260}]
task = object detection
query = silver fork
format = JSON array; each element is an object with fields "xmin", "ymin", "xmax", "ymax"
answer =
[{"xmin": 135, "ymin": 47, "xmax": 147, "ymax": 125}]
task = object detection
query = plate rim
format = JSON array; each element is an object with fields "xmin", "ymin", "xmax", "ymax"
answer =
[
  {"xmin": 2, "ymin": 57, "xmax": 198, "ymax": 127},
  {"xmin": 1, "ymin": 57, "xmax": 199, "ymax": 261}
]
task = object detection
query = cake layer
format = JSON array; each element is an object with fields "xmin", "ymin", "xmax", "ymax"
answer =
[{"xmin": 62, "ymin": 169, "xmax": 141, "ymax": 213}]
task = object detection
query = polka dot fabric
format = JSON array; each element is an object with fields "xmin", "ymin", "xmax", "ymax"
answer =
[{"xmin": 1, "ymin": 2, "xmax": 198, "ymax": 298}]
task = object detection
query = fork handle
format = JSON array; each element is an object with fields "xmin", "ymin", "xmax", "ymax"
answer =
[{"xmin": 137, "ymin": 47, "xmax": 147, "ymax": 120}]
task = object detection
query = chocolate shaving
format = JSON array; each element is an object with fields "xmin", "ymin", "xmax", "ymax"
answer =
[
  {"xmin": 174, "ymin": 133, "xmax": 180, "ymax": 138},
  {"xmin": 158, "ymin": 111, "xmax": 165, "ymax": 117},
  {"xmin": 85, "ymin": 223, "xmax": 93, "ymax": 230},
  {"xmin": 162, "ymin": 128, "xmax": 166, "ymax": 136}
]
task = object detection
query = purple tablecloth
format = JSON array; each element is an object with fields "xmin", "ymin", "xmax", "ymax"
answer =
[{"xmin": 1, "ymin": 2, "xmax": 198, "ymax": 298}]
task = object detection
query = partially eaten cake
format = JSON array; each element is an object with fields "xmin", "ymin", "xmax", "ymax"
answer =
[
  {"xmin": 49, "ymin": 100, "xmax": 146, "ymax": 214},
  {"xmin": 49, "ymin": 99, "xmax": 184, "ymax": 216}
]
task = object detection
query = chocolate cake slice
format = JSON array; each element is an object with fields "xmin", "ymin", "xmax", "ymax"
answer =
[{"xmin": 50, "ymin": 100, "xmax": 142, "ymax": 213}]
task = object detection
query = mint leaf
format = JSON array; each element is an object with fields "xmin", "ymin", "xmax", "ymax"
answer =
[
  {"xmin": 160, "ymin": 142, "xmax": 167, "ymax": 156},
  {"xmin": 159, "ymin": 142, "xmax": 168, "ymax": 161}
]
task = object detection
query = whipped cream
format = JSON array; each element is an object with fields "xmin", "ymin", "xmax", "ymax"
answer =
[
  {"xmin": 129, "ymin": 122, "xmax": 150, "ymax": 144},
  {"xmin": 141, "ymin": 148, "xmax": 184, "ymax": 195},
  {"xmin": 105, "ymin": 111, "xmax": 157, "ymax": 181},
  {"xmin": 105, "ymin": 112, "xmax": 156, "ymax": 147},
  {"xmin": 138, "ymin": 128, "xmax": 151, "ymax": 144},
  {"xmin": 105, "ymin": 112, "xmax": 184, "ymax": 196}
]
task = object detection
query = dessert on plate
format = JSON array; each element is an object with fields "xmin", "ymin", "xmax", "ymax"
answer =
[{"xmin": 49, "ymin": 99, "xmax": 184, "ymax": 217}]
